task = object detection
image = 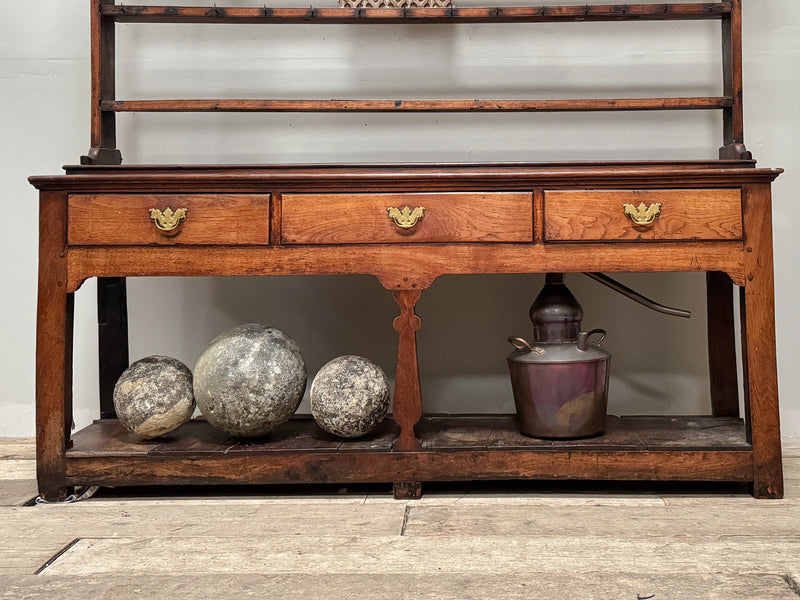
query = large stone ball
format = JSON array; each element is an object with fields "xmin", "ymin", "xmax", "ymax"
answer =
[
  {"xmin": 311, "ymin": 355, "xmax": 390, "ymax": 438},
  {"xmin": 193, "ymin": 324, "xmax": 307, "ymax": 438},
  {"xmin": 113, "ymin": 356, "xmax": 195, "ymax": 439}
]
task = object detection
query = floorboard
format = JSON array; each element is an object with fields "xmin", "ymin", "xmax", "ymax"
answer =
[
  {"xmin": 1, "ymin": 573, "xmax": 797, "ymax": 600},
  {"xmin": 35, "ymin": 535, "xmax": 800, "ymax": 576},
  {"xmin": 2, "ymin": 437, "xmax": 799, "ymax": 599}
]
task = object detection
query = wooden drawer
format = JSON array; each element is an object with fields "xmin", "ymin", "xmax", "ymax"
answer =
[
  {"xmin": 68, "ymin": 194, "xmax": 270, "ymax": 245},
  {"xmin": 281, "ymin": 192, "xmax": 533, "ymax": 244},
  {"xmin": 544, "ymin": 189, "xmax": 742, "ymax": 242}
]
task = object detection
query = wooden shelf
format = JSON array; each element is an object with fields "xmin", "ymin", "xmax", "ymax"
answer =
[
  {"xmin": 62, "ymin": 416, "xmax": 754, "ymax": 489},
  {"xmin": 67, "ymin": 415, "xmax": 752, "ymax": 457}
]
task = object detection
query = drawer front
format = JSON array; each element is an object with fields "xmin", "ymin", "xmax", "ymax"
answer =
[
  {"xmin": 281, "ymin": 192, "xmax": 533, "ymax": 244},
  {"xmin": 68, "ymin": 194, "xmax": 270, "ymax": 245},
  {"xmin": 544, "ymin": 189, "xmax": 742, "ymax": 242}
]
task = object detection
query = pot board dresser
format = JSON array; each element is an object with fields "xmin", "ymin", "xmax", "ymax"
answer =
[{"xmin": 30, "ymin": 0, "xmax": 784, "ymax": 500}]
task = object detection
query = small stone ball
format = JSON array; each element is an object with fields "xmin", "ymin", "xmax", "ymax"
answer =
[
  {"xmin": 194, "ymin": 324, "xmax": 306, "ymax": 438},
  {"xmin": 113, "ymin": 356, "xmax": 195, "ymax": 439},
  {"xmin": 311, "ymin": 355, "xmax": 390, "ymax": 438}
]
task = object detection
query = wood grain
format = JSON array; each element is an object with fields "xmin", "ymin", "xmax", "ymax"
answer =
[
  {"xmin": 97, "ymin": 277, "xmax": 128, "ymax": 419},
  {"xmin": 101, "ymin": 4, "xmax": 732, "ymax": 24},
  {"xmin": 403, "ymin": 504, "xmax": 800, "ymax": 538},
  {"xmin": 281, "ymin": 192, "xmax": 532, "ymax": 245},
  {"xmin": 104, "ymin": 98, "xmax": 732, "ymax": 113},
  {"xmin": 64, "ymin": 450, "xmax": 755, "ymax": 487},
  {"xmin": 66, "ymin": 241, "xmax": 746, "ymax": 293},
  {"xmin": 38, "ymin": 535, "xmax": 800, "ymax": 576},
  {"xmin": 59, "ymin": 416, "xmax": 754, "ymax": 488},
  {"xmin": 706, "ymin": 271, "xmax": 739, "ymax": 417},
  {"xmin": 36, "ymin": 191, "xmax": 71, "ymax": 502},
  {"xmin": 392, "ymin": 290, "xmax": 424, "ymax": 452},
  {"xmin": 84, "ymin": 0, "xmax": 121, "ymax": 164},
  {"xmin": 544, "ymin": 189, "xmax": 742, "ymax": 241},
  {"xmin": 3, "ymin": 574, "xmax": 789, "ymax": 599},
  {"xmin": 722, "ymin": 0, "xmax": 744, "ymax": 147},
  {"xmin": 68, "ymin": 194, "xmax": 270, "ymax": 246},
  {"xmin": 741, "ymin": 184, "xmax": 783, "ymax": 498},
  {"xmin": 32, "ymin": 164, "xmax": 781, "ymax": 193}
]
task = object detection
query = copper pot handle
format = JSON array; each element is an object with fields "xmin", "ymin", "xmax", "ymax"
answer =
[
  {"xmin": 577, "ymin": 329, "xmax": 607, "ymax": 351},
  {"xmin": 508, "ymin": 337, "xmax": 534, "ymax": 352}
]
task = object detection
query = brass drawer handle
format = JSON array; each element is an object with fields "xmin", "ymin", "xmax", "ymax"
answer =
[
  {"xmin": 623, "ymin": 202, "xmax": 662, "ymax": 226},
  {"xmin": 149, "ymin": 207, "xmax": 188, "ymax": 233},
  {"xmin": 388, "ymin": 206, "xmax": 425, "ymax": 229}
]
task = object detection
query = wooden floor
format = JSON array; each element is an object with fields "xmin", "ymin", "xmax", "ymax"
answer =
[{"xmin": 2, "ymin": 437, "xmax": 800, "ymax": 599}]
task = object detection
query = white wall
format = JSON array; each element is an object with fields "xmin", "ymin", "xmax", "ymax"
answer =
[{"xmin": 2, "ymin": 0, "xmax": 799, "ymax": 438}]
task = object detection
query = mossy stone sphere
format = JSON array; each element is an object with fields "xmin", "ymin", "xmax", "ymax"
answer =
[
  {"xmin": 113, "ymin": 356, "xmax": 195, "ymax": 439},
  {"xmin": 311, "ymin": 355, "xmax": 390, "ymax": 438},
  {"xmin": 193, "ymin": 324, "xmax": 307, "ymax": 438}
]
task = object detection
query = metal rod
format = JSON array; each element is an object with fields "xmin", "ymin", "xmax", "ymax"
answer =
[{"xmin": 584, "ymin": 272, "xmax": 691, "ymax": 318}]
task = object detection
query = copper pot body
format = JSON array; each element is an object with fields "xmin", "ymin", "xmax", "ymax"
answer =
[{"xmin": 507, "ymin": 352, "xmax": 610, "ymax": 438}]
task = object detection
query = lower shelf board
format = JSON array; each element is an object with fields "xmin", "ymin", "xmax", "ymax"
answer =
[{"xmin": 62, "ymin": 415, "xmax": 754, "ymax": 488}]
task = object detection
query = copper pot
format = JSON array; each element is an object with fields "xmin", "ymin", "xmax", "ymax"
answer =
[{"xmin": 507, "ymin": 274, "xmax": 610, "ymax": 439}]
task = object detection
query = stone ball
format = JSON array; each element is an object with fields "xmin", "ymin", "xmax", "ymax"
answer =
[
  {"xmin": 113, "ymin": 355, "xmax": 195, "ymax": 439},
  {"xmin": 311, "ymin": 355, "xmax": 390, "ymax": 438},
  {"xmin": 193, "ymin": 324, "xmax": 307, "ymax": 438}
]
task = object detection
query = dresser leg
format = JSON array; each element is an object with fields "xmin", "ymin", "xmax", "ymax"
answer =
[
  {"xmin": 97, "ymin": 277, "xmax": 129, "ymax": 418},
  {"xmin": 392, "ymin": 289, "xmax": 424, "ymax": 452},
  {"xmin": 707, "ymin": 271, "xmax": 739, "ymax": 417},
  {"xmin": 741, "ymin": 184, "xmax": 783, "ymax": 499},
  {"xmin": 36, "ymin": 191, "xmax": 73, "ymax": 501},
  {"xmin": 393, "ymin": 480, "xmax": 422, "ymax": 500}
]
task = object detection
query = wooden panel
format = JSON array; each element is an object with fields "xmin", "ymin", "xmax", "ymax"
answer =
[
  {"xmin": 544, "ymin": 189, "xmax": 742, "ymax": 241},
  {"xmin": 281, "ymin": 192, "xmax": 532, "ymax": 244},
  {"xmin": 68, "ymin": 194, "xmax": 270, "ymax": 245},
  {"xmin": 65, "ymin": 449, "xmax": 755, "ymax": 487},
  {"xmin": 66, "ymin": 241, "xmax": 747, "ymax": 293}
]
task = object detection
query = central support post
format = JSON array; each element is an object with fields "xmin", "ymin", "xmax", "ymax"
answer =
[
  {"xmin": 392, "ymin": 289, "xmax": 423, "ymax": 452},
  {"xmin": 392, "ymin": 289, "xmax": 424, "ymax": 499}
]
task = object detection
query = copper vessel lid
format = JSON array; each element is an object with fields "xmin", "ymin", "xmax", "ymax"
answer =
[
  {"xmin": 529, "ymin": 273, "xmax": 583, "ymax": 343},
  {"xmin": 509, "ymin": 273, "xmax": 610, "ymax": 363}
]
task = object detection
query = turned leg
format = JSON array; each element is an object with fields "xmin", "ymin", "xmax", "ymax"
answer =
[
  {"xmin": 741, "ymin": 184, "xmax": 783, "ymax": 499},
  {"xmin": 36, "ymin": 191, "xmax": 73, "ymax": 501},
  {"xmin": 707, "ymin": 272, "xmax": 739, "ymax": 417}
]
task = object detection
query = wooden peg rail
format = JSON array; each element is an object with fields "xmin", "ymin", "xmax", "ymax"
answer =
[
  {"xmin": 102, "ymin": 97, "xmax": 733, "ymax": 114},
  {"xmin": 101, "ymin": 4, "xmax": 732, "ymax": 24}
]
